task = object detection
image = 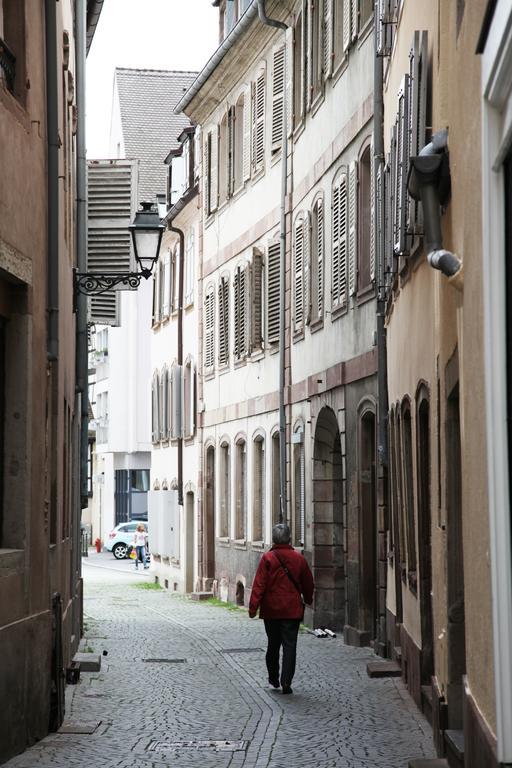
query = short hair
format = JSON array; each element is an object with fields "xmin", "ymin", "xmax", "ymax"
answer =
[{"xmin": 272, "ymin": 523, "xmax": 291, "ymax": 545}]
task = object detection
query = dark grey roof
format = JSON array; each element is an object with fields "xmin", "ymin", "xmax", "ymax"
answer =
[{"xmin": 115, "ymin": 68, "xmax": 197, "ymax": 203}]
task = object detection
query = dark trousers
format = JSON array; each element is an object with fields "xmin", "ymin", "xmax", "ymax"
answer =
[{"xmin": 263, "ymin": 619, "xmax": 301, "ymax": 688}]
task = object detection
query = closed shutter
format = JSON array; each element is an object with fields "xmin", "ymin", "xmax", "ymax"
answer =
[
  {"xmin": 151, "ymin": 373, "xmax": 159, "ymax": 443},
  {"xmin": 351, "ymin": 0, "xmax": 358, "ymax": 41},
  {"xmin": 243, "ymin": 86, "xmax": 252, "ymax": 182},
  {"xmin": 286, "ymin": 26, "xmax": 294, "ymax": 137},
  {"xmin": 304, "ymin": 210, "xmax": 312, "ymax": 325},
  {"xmin": 171, "ymin": 364, "xmax": 182, "ymax": 440},
  {"xmin": 218, "ymin": 276, "xmax": 229, "ymax": 367},
  {"xmin": 210, "ymin": 124, "xmax": 219, "ymax": 212},
  {"xmin": 376, "ymin": 162, "xmax": 383, "ymax": 288},
  {"xmin": 294, "ymin": 216, "xmax": 304, "ymax": 332},
  {"xmin": 301, "ymin": 0, "xmax": 309, "ymax": 116},
  {"xmin": 234, "ymin": 264, "xmax": 248, "ymax": 360},
  {"xmin": 271, "ymin": 45, "xmax": 285, "ymax": 152},
  {"xmin": 343, "ymin": 0, "xmax": 351, "ymax": 51},
  {"xmin": 323, "ymin": 0, "xmax": 333, "ymax": 79},
  {"xmin": 228, "ymin": 106, "xmax": 235, "ymax": 197},
  {"xmin": 408, "ymin": 30, "xmax": 428, "ymax": 233},
  {"xmin": 267, "ymin": 242, "xmax": 280, "ymax": 344},
  {"xmin": 252, "ymin": 70, "xmax": 265, "ymax": 172},
  {"xmin": 306, "ymin": 0, "xmax": 314, "ymax": 110},
  {"xmin": 315, "ymin": 198, "xmax": 324, "ymax": 318},
  {"xmin": 370, "ymin": 144, "xmax": 376, "ymax": 282},
  {"xmin": 332, "ymin": 171, "xmax": 348, "ymax": 309},
  {"xmin": 394, "ymin": 76, "xmax": 410, "ymax": 255},
  {"xmin": 250, "ymin": 248, "xmax": 263, "ymax": 352},
  {"xmin": 348, "ymin": 160, "xmax": 358, "ymax": 296},
  {"xmin": 162, "ymin": 251, "xmax": 171, "ymax": 317},
  {"xmin": 204, "ymin": 289, "xmax": 215, "ymax": 372},
  {"xmin": 151, "ymin": 272, "xmax": 158, "ymax": 325},
  {"xmin": 203, "ymin": 133, "xmax": 210, "ymax": 216},
  {"xmin": 87, "ymin": 159, "xmax": 137, "ymax": 326}
]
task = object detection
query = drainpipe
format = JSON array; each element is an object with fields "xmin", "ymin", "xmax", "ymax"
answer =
[
  {"xmin": 374, "ymin": 4, "xmax": 388, "ymax": 655},
  {"xmin": 168, "ymin": 222, "xmax": 185, "ymax": 507},
  {"xmin": 256, "ymin": 0, "xmax": 288, "ymax": 524},
  {"xmin": 408, "ymin": 129, "xmax": 463, "ymax": 282},
  {"xmin": 46, "ymin": 0, "xmax": 59, "ymax": 362},
  {"xmin": 76, "ymin": 0, "xmax": 89, "ymax": 508}
]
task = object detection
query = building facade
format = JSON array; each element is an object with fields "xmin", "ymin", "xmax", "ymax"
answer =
[
  {"xmin": 0, "ymin": 0, "xmax": 101, "ymax": 761},
  {"xmin": 178, "ymin": 0, "xmax": 380, "ymax": 639},
  {"xmin": 380, "ymin": 0, "xmax": 497, "ymax": 765}
]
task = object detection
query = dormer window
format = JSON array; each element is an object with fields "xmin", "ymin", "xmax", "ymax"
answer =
[{"xmin": 166, "ymin": 128, "xmax": 196, "ymax": 208}]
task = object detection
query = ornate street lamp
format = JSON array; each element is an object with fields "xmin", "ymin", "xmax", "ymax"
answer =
[{"xmin": 75, "ymin": 201, "xmax": 164, "ymax": 296}]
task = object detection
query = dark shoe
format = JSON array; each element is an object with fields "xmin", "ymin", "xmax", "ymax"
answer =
[
  {"xmin": 269, "ymin": 678, "xmax": 280, "ymax": 689},
  {"xmin": 281, "ymin": 685, "xmax": 293, "ymax": 695}
]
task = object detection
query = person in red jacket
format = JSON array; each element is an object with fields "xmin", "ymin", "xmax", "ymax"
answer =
[{"xmin": 248, "ymin": 523, "xmax": 314, "ymax": 694}]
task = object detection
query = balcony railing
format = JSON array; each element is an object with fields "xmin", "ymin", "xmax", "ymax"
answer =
[{"xmin": 0, "ymin": 37, "xmax": 16, "ymax": 93}]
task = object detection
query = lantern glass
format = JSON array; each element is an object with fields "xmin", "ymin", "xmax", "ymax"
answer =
[{"xmin": 129, "ymin": 202, "xmax": 164, "ymax": 276}]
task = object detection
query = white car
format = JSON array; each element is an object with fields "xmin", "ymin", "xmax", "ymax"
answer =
[{"xmin": 105, "ymin": 521, "xmax": 148, "ymax": 560}]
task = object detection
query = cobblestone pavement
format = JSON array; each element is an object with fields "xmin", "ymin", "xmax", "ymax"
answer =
[{"xmin": 5, "ymin": 561, "xmax": 435, "ymax": 768}]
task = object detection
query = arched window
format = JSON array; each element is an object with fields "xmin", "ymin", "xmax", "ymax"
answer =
[
  {"xmin": 271, "ymin": 430, "xmax": 280, "ymax": 524},
  {"xmin": 252, "ymin": 434, "xmax": 265, "ymax": 542},
  {"xmin": 358, "ymin": 144, "xmax": 373, "ymax": 292},
  {"xmin": 160, "ymin": 366, "xmax": 169, "ymax": 440},
  {"xmin": 401, "ymin": 399, "xmax": 417, "ymax": 589},
  {"xmin": 293, "ymin": 423, "xmax": 305, "ymax": 546},
  {"xmin": 293, "ymin": 212, "xmax": 307, "ymax": 334},
  {"xmin": 219, "ymin": 112, "xmax": 229, "ymax": 204},
  {"xmin": 170, "ymin": 362, "xmax": 182, "ymax": 440},
  {"xmin": 234, "ymin": 263, "xmax": 249, "ymax": 361},
  {"xmin": 234, "ymin": 93, "xmax": 245, "ymax": 191},
  {"xmin": 219, "ymin": 440, "xmax": 230, "ymax": 538},
  {"xmin": 218, "ymin": 273, "xmax": 230, "ymax": 367},
  {"xmin": 183, "ymin": 357, "xmax": 196, "ymax": 439},
  {"xmin": 235, "ymin": 437, "xmax": 247, "ymax": 540}
]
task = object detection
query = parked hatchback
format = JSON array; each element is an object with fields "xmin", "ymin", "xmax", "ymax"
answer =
[{"xmin": 105, "ymin": 521, "xmax": 149, "ymax": 560}]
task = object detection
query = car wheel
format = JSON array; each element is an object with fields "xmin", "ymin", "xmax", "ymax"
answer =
[{"xmin": 113, "ymin": 542, "xmax": 129, "ymax": 559}]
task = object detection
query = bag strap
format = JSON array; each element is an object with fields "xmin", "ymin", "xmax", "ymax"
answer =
[{"xmin": 272, "ymin": 550, "xmax": 303, "ymax": 597}]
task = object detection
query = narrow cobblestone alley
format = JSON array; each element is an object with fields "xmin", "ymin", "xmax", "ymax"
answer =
[{"xmin": 6, "ymin": 561, "xmax": 435, "ymax": 768}]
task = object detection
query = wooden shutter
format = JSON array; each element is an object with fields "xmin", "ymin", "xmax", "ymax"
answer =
[
  {"xmin": 301, "ymin": 0, "xmax": 309, "ymax": 116},
  {"xmin": 408, "ymin": 30, "xmax": 428, "ymax": 233},
  {"xmin": 304, "ymin": 210, "xmax": 312, "ymax": 325},
  {"xmin": 250, "ymin": 248, "xmax": 263, "ymax": 352},
  {"xmin": 286, "ymin": 26, "xmax": 294, "ymax": 137},
  {"xmin": 376, "ymin": 162, "xmax": 384, "ymax": 288},
  {"xmin": 370, "ymin": 144, "xmax": 376, "ymax": 282},
  {"xmin": 203, "ymin": 132, "xmax": 210, "ymax": 216},
  {"xmin": 218, "ymin": 276, "xmax": 229, "ymax": 367},
  {"xmin": 228, "ymin": 106, "xmax": 235, "ymax": 197},
  {"xmin": 348, "ymin": 160, "xmax": 358, "ymax": 296},
  {"xmin": 151, "ymin": 373, "xmax": 159, "ymax": 443},
  {"xmin": 306, "ymin": 0, "xmax": 314, "ymax": 110},
  {"xmin": 204, "ymin": 289, "xmax": 215, "ymax": 372},
  {"xmin": 234, "ymin": 265, "xmax": 248, "ymax": 360},
  {"xmin": 343, "ymin": 0, "xmax": 351, "ymax": 51},
  {"xmin": 162, "ymin": 251, "xmax": 171, "ymax": 317},
  {"xmin": 294, "ymin": 216, "xmax": 304, "ymax": 332},
  {"xmin": 252, "ymin": 70, "xmax": 265, "ymax": 172},
  {"xmin": 324, "ymin": 0, "xmax": 333, "ymax": 79},
  {"xmin": 267, "ymin": 242, "xmax": 280, "ymax": 344},
  {"xmin": 351, "ymin": 0, "xmax": 358, "ymax": 41},
  {"xmin": 271, "ymin": 45, "xmax": 285, "ymax": 151},
  {"xmin": 210, "ymin": 124, "xmax": 219, "ymax": 212},
  {"xmin": 171, "ymin": 364, "xmax": 182, "ymax": 440},
  {"xmin": 151, "ymin": 273, "xmax": 158, "ymax": 325},
  {"xmin": 243, "ymin": 86, "xmax": 252, "ymax": 182},
  {"xmin": 332, "ymin": 172, "xmax": 348, "ymax": 308},
  {"xmin": 394, "ymin": 76, "xmax": 410, "ymax": 255},
  {"xmin": 315, "ymin": 198, "xmax": 324, "ymax": 318}
]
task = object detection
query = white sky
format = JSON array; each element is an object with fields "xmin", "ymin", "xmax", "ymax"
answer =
[{"xmin": 86, "ymin": 0, "xmax": 219, "ymax": 158}]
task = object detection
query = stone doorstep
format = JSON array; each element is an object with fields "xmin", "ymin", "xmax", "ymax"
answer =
[
  {"xmin": 190, "ymin": 591, "xmax": 214, "ymax": 601},
  {"xmin": 409, "ymin": 761, "xmax": 449, "ymax": 768},
  {"xmin": 73, "ymin": 652, "xmax": 101, "ymax": 672},
  {"xmin": 445, "ymin": 729, "xmax": 465, "ymax": 767},
  {"xmin": 366, "ymin": 660, "xmax": 402, "ymax": 678}
]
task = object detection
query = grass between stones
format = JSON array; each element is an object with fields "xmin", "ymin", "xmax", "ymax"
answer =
[{"xmin": 132, "ymin": 581, "xmax": 163, "ymax": 590}]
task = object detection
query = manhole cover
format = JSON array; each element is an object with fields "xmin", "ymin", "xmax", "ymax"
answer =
[
  {"xmin": 147, "ymin": 740, "xmax": 247, "ymax": 753},
  {"xmin": 143, "ymin": 658, "xmax": 186, "ymax": 664},
  {"xmin": 222, "ymin": 647, "xmax": 264, "ymax": 654},
  {"xmin": 58, "ymin": 721, "xmax": 101, "ymax": 734}
]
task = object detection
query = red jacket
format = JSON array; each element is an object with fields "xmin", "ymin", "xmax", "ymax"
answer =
[{"xmin": 248, "ymin": 544, "xmax": 314, "ymax": 620}]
